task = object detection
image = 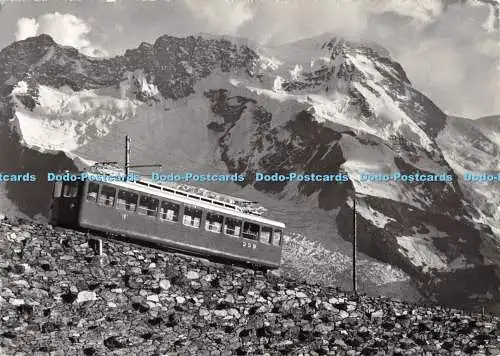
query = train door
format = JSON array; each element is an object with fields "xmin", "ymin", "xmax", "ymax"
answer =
[{"xmin": 50, "ymin": 180, "xmax": 81, "ymax": 226}]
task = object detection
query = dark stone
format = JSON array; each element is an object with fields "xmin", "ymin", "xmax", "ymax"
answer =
[
  {"xmin": 210, "ymin": 277, "xmax": 221, "ymax": 288},
  {"xmin": 41, "ymin": 322, "xmax": 60, "ymax": 334},
  {"xmin": 61, "ymin": 292, "xmax": 77, "ymax": 303},
  {"xmin": 361, "ymin": 347, "xmax": 379, "ymax": 355},
  {"xmin": 239, "ymin": 329, "xmax": 251, "ymax": 338},
  {"xmin": 442, "ymin": 341, "xmax": 453, "ymax": 350},
  {"xmin": 170, "ymin": 274, "xmax": 188, "ymax": 287},
  {"xmin": 174, "ymin": 304, "xmax": 188, "ymax": 312},
  {"xmin": 248, "ymin": 306, "xmax": 259, "ymax": 315},
  {"xmin": 16, "ymin": 304, "xmax": 33, "ymax": 315},
  {"xmin": 38, "ymin": 346, "xmax": 54, "ymax": 353},
  {"xmin": 235, "ymin": 346, "xmax": 248, "ymax": 355},
  {"xmin": 302, "ymin": 313, "xmax": 313, "ymax": 321},
  {"xmin": 216, "ymin": 301, "xmax": 232, "ymax": 310},
  {"xmin": 256, "ymin": 326, "xmax": 271, "ymax": 337},
  {"xmin": 104, "ymin": 336, "xmax": 126, "ymax": 350},
  {"xmin": 167, "ymin": 312, "xmax": 180, "ymax": 327},
  {"xmin": 83, "ymin": 347, "xmax": 96, "ymax": 355},
  {"xmin": 382, "ymin": 321, "xmax": 395, "ymax": 330},
  {"xmin": 464, "ymin": 345, "xmax": 479, "ymax": 353},
  {"xmin": 148, "ymin": 316, "xmax": 163, "ymax": 326},
  {"xmin": 141, "ymin": 332, "xmax": 153, "ymax": 340},
  {"xmin": 1, "ymin": 331, "xmax": 16, "ymax": 339},
  {"xmin": 132, "ymin": 302, "xmax": 150, "ymax": 313},
  {"xmin": 40, "ymin": 262, "xmax": 52, "ymax": 271},
  {"xmin": 13, "ymin": 264, "xmax": 26, "ymax": 274},
  {"xmin": 473, "ymin": 333, "xmax": 490, "ymax": 344},
  {"xmin": 104, "ymin": 282, "xmax": 119, "ymax": 289},
  {"xmin": 87, "ymin": 282, "xmax": 100, "ymax": 291},
  {"xmin": 417, "ymin": 322, "xmax": 430, "ymax": 332},
  {"xmin": 298, "ymin": 330, "xmax": 313, "ymax": 342}
]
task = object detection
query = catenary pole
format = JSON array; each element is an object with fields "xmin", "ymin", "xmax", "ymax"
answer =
[
  {"xmin": 352, "ymin": 191, "xmax": 357, "ymax": 294},
  {"xmin": 125, "ymin": 135, "xmax": 130, "ymax": 177}
]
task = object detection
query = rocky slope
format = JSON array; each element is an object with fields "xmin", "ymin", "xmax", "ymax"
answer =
[
  {"xmin": 0, "ymin": 34, "xmax": 499, "ymax": 312},
  {"xmin": 1, "ymin": 215, "xmax": 499, "ymax": 355}
]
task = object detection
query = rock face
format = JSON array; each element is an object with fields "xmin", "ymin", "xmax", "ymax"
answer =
[
  {"xmin": 1, "ymin": 217, "xmax": 500, "ymax": 355},
  {"xmin": 0, "ymin": 34, "xmax": 499, "ymax": 312}
]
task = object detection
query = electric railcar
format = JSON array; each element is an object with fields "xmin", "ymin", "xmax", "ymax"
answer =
[{"xmin": 49, "ymin": 165, "xmax": 285, "ymax": 269}]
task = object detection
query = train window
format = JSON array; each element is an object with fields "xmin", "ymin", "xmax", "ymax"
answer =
[
  {"xmin": 53, "ymin": 181, "xmax": 62, "ymax": 198},
  {"xmin": 62, "ymin": 182, "xmax": 79, "ymax": 198},
  {"xmin": 224, "ymin": 217, "xmax": 241, "ymax": 237},
  {"xmin": 98, "ymin": 185, "xmax": 116, "ymax": 207},
  {"xmin": 243, "ymin": 222, "xmax": 260, "ymax": 240},
  {"xmin": 272, "ymin": 229, "xmax": 282, "ymax": 246},
  {"xmin": 138, "ymin": 195, "xmax": 159, "ymax": 217},
  {"xmin": 182, "ymin": 206, "xmax": 202, "ymax": 228},
  {"xmin": 260, "ymin": 226, "xmax": 272, "ymax": 244},
  {"xmin": 116, "ymin": 190, "xmax": 138, "ymax": 211},
  {"xmin": 159, "ymin": 201, "xmax": 180, "ymax": 222},
  {"xmin": 86, "ymin": 183, "xmax": 99, "ymax": 202},
  {"xmin": 205, "ymin": 212, "xmax": 223, "ymax": 233}
]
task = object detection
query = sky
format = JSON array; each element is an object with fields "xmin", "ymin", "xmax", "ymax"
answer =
[{"xmin": 0, "ymin": 0, "xmax": 498, "ymax": 119}]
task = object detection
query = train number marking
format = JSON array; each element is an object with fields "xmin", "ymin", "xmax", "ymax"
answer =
[{"xmin": 242, "ymin": 241, "xmax": 256, "ymax": 249}]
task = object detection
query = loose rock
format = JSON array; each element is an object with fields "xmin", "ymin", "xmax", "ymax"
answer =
[{"xmin": 0, "ymin": 217, "xmax": 498, "ymax": 355}]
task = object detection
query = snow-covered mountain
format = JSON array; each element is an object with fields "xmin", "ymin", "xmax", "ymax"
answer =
[
  {"xmin": 0, "ymin": 34, "xmax": 499, "ymax": 312},
  {"xmin": 437, "ymin": 115, "xmax": 500, "ymax": 237}
]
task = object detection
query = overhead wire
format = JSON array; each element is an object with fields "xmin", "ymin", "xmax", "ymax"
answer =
[{"xmin": 78, "ymin": 132, "xmax": 215, "ymax": 173}]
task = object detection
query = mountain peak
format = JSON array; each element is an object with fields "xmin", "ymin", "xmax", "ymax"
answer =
[
  {"xmin": 322, "ymin": 38, "xmax": 391, "ymax": 58},
  {"xmin": 5, "ymin": 34, "xmax": 58, "ymax": 53},
  {"xmin": 282, "ymin": 33, "xmax": 391, "ymax": 59},
  {"xmin": 138, "ymin": 41, "xmax": 152, "ymax": 51},
  {"xmin": 24, "ymin": 34, "xmax": 56, "ymax": 46}
]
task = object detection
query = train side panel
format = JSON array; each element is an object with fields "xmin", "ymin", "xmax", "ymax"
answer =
[{"xmin": 78, "ymin": 199, "xmax": 282, "ymax": 269}]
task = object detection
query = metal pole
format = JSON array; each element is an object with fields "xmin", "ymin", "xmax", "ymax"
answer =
[
  {"xmin": 125, "ymin": 135, "xmax": 130, "ymax": 177},
  {"xmin": 352, "ymin": 192, "xmax": 357, "ymax": 294}
]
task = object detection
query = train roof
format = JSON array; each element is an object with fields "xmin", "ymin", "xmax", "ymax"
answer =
[{"xmin": 81, "ymin": 164, "xmax": 286, "ymax": 228}]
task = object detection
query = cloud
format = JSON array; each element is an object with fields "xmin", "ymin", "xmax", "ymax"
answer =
[
  {"xmin": 387, "ymin": 3, "xmax": 500, "ymax": 118},
  {"xmin": 15, "ymin": 12, "xmax": 108, "ymax": 57},
  {"xmin": 15, "ymin": 18, "xmax": 39, "ymax": 41},
  {"xmin": 183, "ymin": 0, "xmax": 449, "ymax": 45},
  {"xmin": 184, "ymin": 0, "xmax": 253, "ymax": 35}
]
